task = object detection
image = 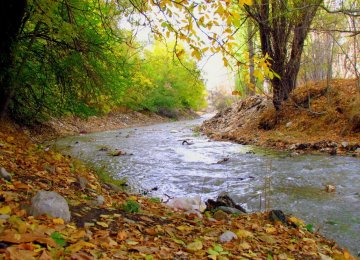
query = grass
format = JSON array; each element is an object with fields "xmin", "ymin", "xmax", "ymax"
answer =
[{"xmin": 77, "ymin": 160, "xmax": 127, "ymax": 188}]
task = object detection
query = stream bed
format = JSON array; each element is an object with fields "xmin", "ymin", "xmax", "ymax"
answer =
[{"xmin": 55, "ymin": 116, "xmax": 360, "ymax": 255}]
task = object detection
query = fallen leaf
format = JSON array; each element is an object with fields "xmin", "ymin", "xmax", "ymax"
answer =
[
  {"xmin": 6, "ymin": 246, "xmax": 36, "ymax": 260},
  {"xmin": 0, "ymin": 230, "xmax": 57, "ymax": 247},
  {"xmin": 116, "ymin": 230, "xmax": 128, "ymax": 241},
  {"xmin": 13, "ymin": 181, "xmax": 30, "ymax": 190},
  {"xmin": 239, "ymin": 242, "xmax": 251, "ymax": 250},
  {"xmin": 38, "ymin": 250, "xmax": 52, "ymax": 260},
  {"xmin": 236, "ymin": 229, "xmax": 254, "ymax": 239},
  {"xmin": 66, "ymin": 240, "xmax": 96, "ymax": 254},
  {"xmin": 128, "ymin": 246, "xmax": 159, "ymax": 254},
  {"xmin": 126, "ymin": 240, "xmax": 139, "ymax": 245},
  {"xmin": 186, "ymin": 240, "xmax": 203, "ymax": 253},
  {"xmin": 96, "ymin": 221, "xmax": 108, "ymax": 228},
  {"xmin": 53, "ymin": 218, "xmax": 65, "ymax": 225},
  {"xmin": 0, "ymin": 205, "xmax": 11, "ymax": 214},
  {"xmin": 265, "ymin": 226, "xmax": 277, "ymax": 234}
]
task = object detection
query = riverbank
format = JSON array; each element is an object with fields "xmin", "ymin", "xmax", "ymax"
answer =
[
  {"xmin": 24, "ymin": 109, "xmax": 170, "ymax": 143},
  {"xmin": 0, "ymin": 116, "xmax": 356, "ymax": 258},
  {"xmin": 201, "ymin": 79, "xmax": 360, "ymax": 157}
]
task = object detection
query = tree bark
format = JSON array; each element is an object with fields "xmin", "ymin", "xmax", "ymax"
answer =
[
  {"xmin": 0, "ymin": 1, "xmax": 27, "ymax": 118},
  {"xmin": 246, "ymin": 0, "xmax": 322, "ymax": 110},
  {"xmin": 247, "ymin": 19, "xmax": 256, "ymax": 96}
]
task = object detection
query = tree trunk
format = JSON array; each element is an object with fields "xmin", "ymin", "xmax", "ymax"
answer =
[
  {"xmin": 245, "ymin": 0, "xmax": 322, "ymax": 110},
  {"xmin": 247, "ymin": 20, "xmax": 256, "ymax": 96},
  {"xmin": 0, "ymin": 1, "xmax": 27, "ymax": 118}
]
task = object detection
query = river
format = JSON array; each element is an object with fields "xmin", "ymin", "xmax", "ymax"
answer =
[{"xmin": 55, "ymin": 116, "xmax": 360, "ymax": 255}]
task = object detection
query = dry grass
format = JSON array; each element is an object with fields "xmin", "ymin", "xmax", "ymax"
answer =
[{"xmin": 275, "ymin": 79, "xmax": 360, "ymax": 141}]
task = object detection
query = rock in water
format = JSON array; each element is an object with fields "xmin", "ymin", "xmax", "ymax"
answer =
[
  {"xmin": 0, "ymin": 167, "xmax": 11, "ymax": 181},
  {"xmin": 206, "ymin": 193, "xmax": 246, "ymax": 213},
  {"xmin": 216, "ymin": 206, "xmax": 244, "ymax": 215},
  {"xmin": 30, "ymin": 191, "xmax": 71, "ymax": 222},
  {"xmin": 269, "ymin": 210, "xmax": 288, "ymax": 225}
]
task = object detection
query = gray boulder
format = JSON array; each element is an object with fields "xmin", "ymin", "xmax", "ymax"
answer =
[{"xmin": 30, "ymin": 191, "xmax": 71, "ymax": 222}]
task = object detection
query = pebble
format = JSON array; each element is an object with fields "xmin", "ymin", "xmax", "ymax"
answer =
[
  {"xmin": 94, "ymin": 195, "xmax": 105, "ymax": 206},
  {"xmin": 0, "ymin": 167, "xmax": 11, "ymax": 182},
  {"xmin": 77, "ymin": 176, "xmax": 88, "ymax": 189},
  {"xmin": 219, "ymin": 231, "xmax": 238, "ymax": 243},
  {"xmin": 341, "ymin": 142, "xmax": 349, "ymax": 148}
]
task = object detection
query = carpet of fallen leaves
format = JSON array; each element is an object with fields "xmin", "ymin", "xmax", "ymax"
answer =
[
  {"xmin": 202, "ymin": 79, "xmax": 360, "ymax": 156},
  {"xmin": 0, "ymin": 121, "xmax": 356, "ymax": 259}
]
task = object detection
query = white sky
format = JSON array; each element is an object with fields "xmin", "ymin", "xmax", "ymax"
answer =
[{"xmin": 130, "ymin": 9, "xmax": 236, "ymax": 93}]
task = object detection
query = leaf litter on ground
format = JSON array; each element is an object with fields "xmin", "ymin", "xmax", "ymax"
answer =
[{"xmin": 0, "ymin": 120, "xmax": 357, "ymax": 259}]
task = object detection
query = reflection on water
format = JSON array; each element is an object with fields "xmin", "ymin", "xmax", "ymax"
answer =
[{"xmin": 55, "ymin": 116, "xmax": 360, "ymax": 255}]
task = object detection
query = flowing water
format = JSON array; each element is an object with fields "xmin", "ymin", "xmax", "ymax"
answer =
[{"xmin": 55, "ymin": 116, "xmax": 360, "ymax": 255}]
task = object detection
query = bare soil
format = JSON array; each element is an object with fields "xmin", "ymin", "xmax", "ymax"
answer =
[{"xmin": 201, "ymin": 79, "xmax": 360, "ymax": 156}]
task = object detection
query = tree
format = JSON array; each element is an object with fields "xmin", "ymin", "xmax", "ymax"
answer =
[
  {"xmin": 244, "ymin": 0, "xmax": 323, "ymax": 110},
  {"xmin": 0, "ymin": 1, "xmax": 27, "ymax": 118}
]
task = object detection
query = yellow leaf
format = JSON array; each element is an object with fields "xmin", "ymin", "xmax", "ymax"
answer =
[
  {"xmin": 236, "ymin": 229, "xmax": 253, "ymax": 239},
  {"xmin": 288, "ymin": 216, "xmax": 304, "ymax": 226},
  {"xmin": 96, "ymin": 221, "xmax": 108, "ymax": 228},
  {"xmin": 126, "ymin": 240, "xmax": 139, "ymax": 245},
  {"xmin": 223, "ymin": 57, "xmax": 229, "ymax": 67},
  {"xmin": 240, "ymin": 0, "xmax": 253, "ymax": 6},
  {"xmin": 239, "ymin": 241, "xmax": 251, "ymax": 250},
  {"xmin": 186, "ymin": 240, "xmax": 203, "ymax": 252},
  {"xmin": 265, "ymin": 226, "xmax": 277, "ymax": 234},
  {"xmin": 0, "ymin": 206, "xmax": 11, "ymax": 215},
  {"xmin": 6, "ymin": 136, "xmax": 14, "ymax": 143},
  {"xmin": 53, "ymin": 218, "xmax": 65, "ymax": 225},
  {"xmin": 176, "ymin": 225, "xmax": 192, "ymax": 232},
  {"xmin": 66, "ymin": 240, "xmax": 96, "ymax": 253}
]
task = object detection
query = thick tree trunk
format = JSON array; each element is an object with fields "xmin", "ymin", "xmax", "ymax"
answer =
[{"xmin": 0, "ymin": 1, "xmax": 27, "ymax": 118}]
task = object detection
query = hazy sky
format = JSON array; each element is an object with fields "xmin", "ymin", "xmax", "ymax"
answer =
[{"xmin": 132, "ymin": 16, "xmax": 235, "ymax": 92}]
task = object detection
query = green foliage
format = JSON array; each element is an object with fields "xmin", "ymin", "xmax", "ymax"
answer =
[
  {"xmin": 9, "ymin": 0, "xmax": 207, "ymax": 123},
  {"xmin": 123, "ymin": 42, "xmax": 207, "ymax": 114},
  {"xmin": 51, "ymin": 231, "xmax": 67, "ymax": 247},
  {"xmin": 306, "ymin": 224, "xmax": 315, "ymax": 233},
  {"xmin": 149, "ymin": 197, "xmax": 161, "ymax": 203},
  {"xmin": 207, "ymin": 244, "xmax": 230, "ymax": 257},
  {"xmin": 122, "ymin": 200, "xmax": 140, "ymax": 213}
]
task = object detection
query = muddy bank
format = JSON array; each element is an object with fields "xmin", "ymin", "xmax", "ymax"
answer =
[{"xmin": 201, "ymin": 79, "xmax": 360, "ymax": 156}]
